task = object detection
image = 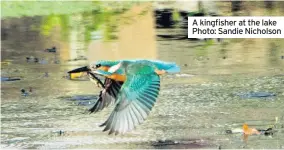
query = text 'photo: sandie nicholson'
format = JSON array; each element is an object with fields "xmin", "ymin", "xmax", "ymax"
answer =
[{"xmin": 192, "ymin": 18, "xmax": 282, "ymax": 35}]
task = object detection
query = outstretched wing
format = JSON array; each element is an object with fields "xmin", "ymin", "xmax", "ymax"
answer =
[
  {"xmin": 88, "ymin": 72, "xmax": 124, "ymax": 113},
  {"xmin": 100, "ymin": 63, "xmax": 160, "ymax": 135}
]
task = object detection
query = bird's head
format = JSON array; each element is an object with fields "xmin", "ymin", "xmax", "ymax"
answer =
[{"xmin": 89, "ymin": 60, "xmax": 118, "ymax": 72}]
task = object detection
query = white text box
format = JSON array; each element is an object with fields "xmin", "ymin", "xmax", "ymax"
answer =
[{"xmin": 188, "ymin": 17, "xmax": 284, "ymax": 38}]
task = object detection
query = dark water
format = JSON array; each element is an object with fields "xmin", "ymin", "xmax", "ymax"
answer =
[{"xmin": 1, "ymin": 4, "xmax": 284, "ymax": 149}]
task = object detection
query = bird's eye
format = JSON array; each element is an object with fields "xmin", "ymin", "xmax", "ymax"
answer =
[{"xmin": 96, "ymin": 64, "xmax": 101, "ymax": 68}]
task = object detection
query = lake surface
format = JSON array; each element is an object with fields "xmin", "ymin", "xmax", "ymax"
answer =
[{"xmin": 1, "ymin": 2, "xmax": 284, "ymax": 149}]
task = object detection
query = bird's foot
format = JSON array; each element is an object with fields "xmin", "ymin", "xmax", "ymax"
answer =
[
  {"xmin": 155, "ymin": 69, "xmax": 166, "ymax": 75},
  {"xmin": 96, "ymin": 81, "xmax": 101, "ymax": 88}
]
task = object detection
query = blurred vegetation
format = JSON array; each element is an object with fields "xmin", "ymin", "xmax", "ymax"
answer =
[
  {"xmin": 82, "ymin": 10, "xmax": 123, "ymax": 42},
  {"xmin": 172, "ymin": 9, "xmax": 180, "ymax": 22},
  {"xmin": 1, "ymin": 1, "xmax": 141, "ymax": 42},
  {"xmin": 1, "ymin": 1, "xmax": 98, "ymax": 18},
  {"xmin": 39, "ymin": 15, "xmax": 69, "ymax": 41},
  {"xmin": 194, "ymin": 39, "xmax": 214, "ymax": 57}
]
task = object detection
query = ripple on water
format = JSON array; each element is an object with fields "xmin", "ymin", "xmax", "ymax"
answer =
[{"xmin": 1, "ymin": 62, "xmax": 284, "ymax": 149}]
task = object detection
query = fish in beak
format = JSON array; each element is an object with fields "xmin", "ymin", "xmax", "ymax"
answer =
[
  {"xmin": 67, "ymin": 66, "xmax": 105, "ymax": 88},
  {"xmin": 67, "ymin": 66, "xmax": 90, "ymax": 80}
]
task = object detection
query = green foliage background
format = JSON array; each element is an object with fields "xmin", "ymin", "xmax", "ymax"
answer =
[{"xmin": 1, "ymin": 1, "xmax": 138, "ymax": 42}]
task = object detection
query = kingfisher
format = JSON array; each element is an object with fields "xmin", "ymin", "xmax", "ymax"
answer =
[{"xmin": 68, "ymin": 59, "xmax": 180, "ymax": 135}]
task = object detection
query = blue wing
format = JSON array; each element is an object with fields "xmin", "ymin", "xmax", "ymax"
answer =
[
  {"xmin": 127, "ymin": 59, "xmax": 180, "ymax": 74},
  {"xmin": 100, "ymin": 63, "xmax": 160, "ymax": 135}
]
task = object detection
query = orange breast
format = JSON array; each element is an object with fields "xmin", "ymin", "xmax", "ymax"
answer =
[
  {"xmin": 107, "ymin": 74, "xmax": 126, "ymax": 82},
  {"xmin": 98, "ymin": 66, "xmax": 110, "ymax": 71}
]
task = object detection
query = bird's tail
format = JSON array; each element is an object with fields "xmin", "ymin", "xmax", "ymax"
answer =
[
  {"xmin": 151, "ymin": 60, "xmax": 181, "ymax": 74},
  {"xmin": 165, "ymin": 63, "xmax": 180, "ymax": 74}
]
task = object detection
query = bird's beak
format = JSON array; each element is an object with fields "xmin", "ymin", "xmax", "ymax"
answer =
[{"xmin": 68, "ymin": 66, "xmax": 90, "ymax": 73}]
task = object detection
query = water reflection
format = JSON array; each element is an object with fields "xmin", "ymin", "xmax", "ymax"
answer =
[{"xmin": 268, "ymin": 41, "xmax": 281, "ymax": 66}]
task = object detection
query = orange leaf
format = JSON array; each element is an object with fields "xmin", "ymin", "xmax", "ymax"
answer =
[{"xmin": 243, "ymin": 124, "xmax": 260, "ymax": 135}]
